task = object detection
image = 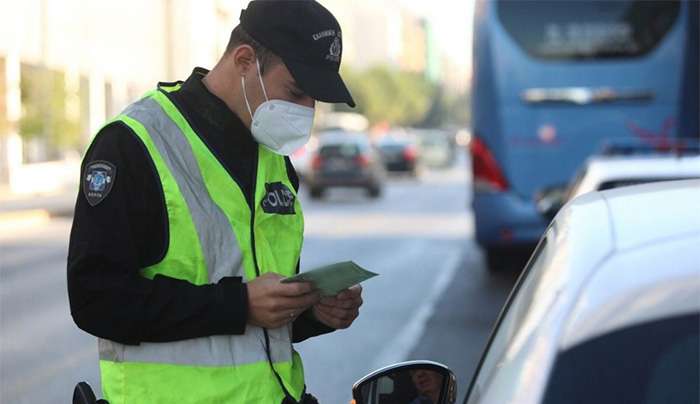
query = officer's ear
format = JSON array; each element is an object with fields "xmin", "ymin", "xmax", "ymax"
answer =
[{"xmin": 230, "ymin": 44, "xmax": 257, "ymax": 77}]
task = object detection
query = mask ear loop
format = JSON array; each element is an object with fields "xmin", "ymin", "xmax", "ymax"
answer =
[
  {"xmin": 241, "ymin": 58, "xmax": 269, "ymax": 122},
  {"xmin": 241, "ymin": 75, "xmax": 254, "ymax": 121},
  {"xmin": 255, "ymin": 58, "xmax": 269, "ymax": 102}
]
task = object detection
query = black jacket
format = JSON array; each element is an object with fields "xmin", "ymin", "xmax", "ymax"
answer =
[{"xmin": 67, "ymin": 68, "xmax": 332, "ymax": 345}]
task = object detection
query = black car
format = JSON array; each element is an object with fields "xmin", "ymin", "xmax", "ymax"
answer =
[
  {"xmin": 377, "ymin": 136, "xmax": 420, "ymax": 176},
  {"xmin": 307, "ymin": 132, "xmax": 384, "ymax": 199}
]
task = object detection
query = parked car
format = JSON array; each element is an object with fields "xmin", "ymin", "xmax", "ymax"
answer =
[
  {"xmin": 353, "ymin": 180, "xmax": 700, "ymax": 404},
  {"xmin": 306, "ymin": 131, "xmax": 384, "ymax": 199},
  {"xmin": 377, "ymin": 136, "xmax": 420, "ymax": 176},
  {"xmin": 536, "ymin": 144, "xmax": 700, "ymax": 220},
  {"xmin": 414, "ymin": 129, "xmax": 457, "ymax": 169}
]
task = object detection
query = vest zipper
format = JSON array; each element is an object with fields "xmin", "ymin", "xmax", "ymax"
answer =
[
  {"xmin": 250, "ymin": 147, "xmax": 298, "ymax": 403},
  {"xmin": 250, "ymin": 146, "xmax": 262, "ymax": 278}
]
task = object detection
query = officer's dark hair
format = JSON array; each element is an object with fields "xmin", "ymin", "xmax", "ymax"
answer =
[{"xmin": 226, "ymin": 25, "xmax": 280, "ymax": 74}]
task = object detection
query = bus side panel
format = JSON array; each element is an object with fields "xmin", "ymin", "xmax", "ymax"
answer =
[
  {"xmin": 679, "ymin": 0, "xmax": 699, "ymax": 139},
  {"xmin": 471, "ymin": 0, "xmax": 548, "ymax": 248}
]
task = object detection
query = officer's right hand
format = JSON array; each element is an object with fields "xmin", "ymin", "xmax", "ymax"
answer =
[{"xmin": 246, "ymin": 273, "xmax": 320, "ymax": 329}]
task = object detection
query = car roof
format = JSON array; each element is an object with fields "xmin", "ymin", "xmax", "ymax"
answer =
[
  {"xmin": 581, "ymin": 154, "xmax": 700, "ymax": 182},
  {"xmin": 560, "ymin": 179, "xmax": 700, "ymax": 345},
  {"xmin": 317, "ymin": 130, "xmax": 369, "ymax": 146},
  {"xmin": 601, "ymin": 179, "xmax": 700, "ymax": 248},
  {"xmin": 584, "ymin": 154, "xmax": 700, "ymax": 177},
  {"xmin": 477, "ymin": 180, "xmax": 700, "ymax": 404},
  {"xmin": 569, "ymin": 154, "xmax": 700, "ymax": 198}
]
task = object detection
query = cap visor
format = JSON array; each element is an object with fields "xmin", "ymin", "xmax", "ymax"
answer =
[{"xmin": 284, "ymin": 59, "xmax": 356, "ymax": 108}]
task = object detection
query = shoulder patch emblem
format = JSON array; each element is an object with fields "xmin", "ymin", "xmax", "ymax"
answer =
[
  {"xmin": 261, "ymin": 182, "xmax": 296, "ymax": 215},
  {"xmin": 83, "ymin": 161, "xmax": 117, "ymax": 206}
]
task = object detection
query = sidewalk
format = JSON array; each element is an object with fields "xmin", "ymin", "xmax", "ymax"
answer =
[{"xmin": 0, "ymin": 186, "xmax": 77, "ymax": 232}]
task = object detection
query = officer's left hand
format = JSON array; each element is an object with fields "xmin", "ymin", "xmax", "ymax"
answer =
[{"xmin": 311, "ymin": 285, "xmax": 363, "ymax": 329}]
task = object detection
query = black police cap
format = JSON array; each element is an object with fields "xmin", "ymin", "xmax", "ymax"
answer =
[{"xmin": 240, "ymin": 0, "xmax": 356, "ymax": 107}]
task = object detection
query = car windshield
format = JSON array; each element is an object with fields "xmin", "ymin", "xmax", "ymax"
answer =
[
  {"xmin": 542, "ymin": 313, "xmax": 700, "ymax": 404},
  {"xmin": 497, "ymin": 0, "xmax": 680, "ymax": 60}
]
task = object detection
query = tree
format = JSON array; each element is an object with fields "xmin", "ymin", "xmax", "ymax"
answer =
[
  {"xmin": 337, "ymin": 65, "xmax": 470, "ymax": 128},
  {"xmin": 336, "ymin": 65, "xmax": 436, "ymax": 127}
]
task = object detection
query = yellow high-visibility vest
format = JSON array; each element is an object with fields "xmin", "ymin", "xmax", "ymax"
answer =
[{"xmin": 95, "ymin": 83, "xmax": 305, "ymax": 404}]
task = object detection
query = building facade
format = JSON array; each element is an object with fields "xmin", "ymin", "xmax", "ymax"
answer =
[{"xmin": 0, "ymin": 0, "xmax": 242, "ymax": 194}]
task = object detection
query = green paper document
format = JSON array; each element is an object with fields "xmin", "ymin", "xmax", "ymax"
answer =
[{"xmin": 282, "ymin": 261, "xmax": 378, "ymax": 296}]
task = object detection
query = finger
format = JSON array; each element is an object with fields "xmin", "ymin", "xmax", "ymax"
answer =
[
  {"xmin": 337, "ymin": 284, "xmax": 363, "ymax": 300},
  {"xmin": 315, "ymin": 305, "xmax": 358, "ymax": 322},
  {"xmin": 314, "ymin": 306, "xmax": 350, "ymax": 327},
  {"xmin": 320, "ymin": 293, "xmax": 363, "ymax": 309},
  {"xmin": 269, "ymin": 307, "xmax": 307, "ymax": 327},
  {"xmin": 315, "ymin": 307, "xmax": 358, "ymax": 329},
  {"xmin": 320, "ymin": 296, "xmax": 339, "ymax": 305},
  {"xmin": 276, "ymin": 281, "xmax": 316, "ymax": 297},
  {"xmin": 312, "ymin": 308, "xmax": 340, "ymax": 329},
  {"xmin": 279, "ymin": 309, "xmax": 303, "ymax": 323},
  {"xmin": 317, "ymin": 298, "xmax": 358, "ymax": 310},
  {"xmin": 274, "ymin": 293, "xmax": 321, "ymax": 312}
]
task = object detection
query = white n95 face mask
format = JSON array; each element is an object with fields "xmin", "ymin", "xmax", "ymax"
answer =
[{"xmin": 242, "ymin": 59, "xmax": 315, "ymax": 156}]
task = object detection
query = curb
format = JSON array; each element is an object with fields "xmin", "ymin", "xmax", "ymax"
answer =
[{"xmin": 0, "ymin": 209, "xmax": 51, "ymax": 233}]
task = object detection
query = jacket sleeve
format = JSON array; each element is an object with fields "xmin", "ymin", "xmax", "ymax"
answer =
[
  {"xmin": 67, "ymin": 121, "xmax": 249, "ymax": 345},
  {"xmin": 292, "ymin": 309, "xmax": 336, "ymax": 343}
]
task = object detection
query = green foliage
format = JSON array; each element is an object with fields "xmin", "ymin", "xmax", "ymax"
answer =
[
  {"xmin": 337, "ymin": 64, "xmax": 470, "ymax": 128},
  {"xmin": 337, "ymin": 65, "xmax": 436, "ymax": 126},
  {"xmin": 19, "ymin": 65, "xmax": 82, "ymax": 149},
  {"xmin": 444, "ymin": 91, "xmax": 471, "ymax": 127}
]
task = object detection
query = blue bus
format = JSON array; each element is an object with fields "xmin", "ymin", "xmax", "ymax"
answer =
[{"xmin": 471, "ymin": 0, "xmax": 699, "ymax": 270}]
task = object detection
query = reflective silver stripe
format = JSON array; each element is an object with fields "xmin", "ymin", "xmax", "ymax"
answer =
[
  {"xmin": 99, "ymin": 325, "xmax": 292, "ymax": 366},
  {"xmin": 98, "ymin": 95, "xmax": 293, "ymax": 367},
  {"xmin": 124, "ymin": 97, "xmax": 242, "ymax": 283}
]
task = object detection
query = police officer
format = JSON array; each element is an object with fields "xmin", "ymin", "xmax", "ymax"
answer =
[{"xmin": 67, "ymin": 1, "xmax": 362, "ymax": 403}]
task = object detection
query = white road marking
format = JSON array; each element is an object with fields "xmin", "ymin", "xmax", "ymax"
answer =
[
  {"xmin": 371, "ymin": 249, "xmax": 462, "ymax": 371},
  {"xmin": 304, "ymin": 213, "xmax": 472, "ymax": 239}
]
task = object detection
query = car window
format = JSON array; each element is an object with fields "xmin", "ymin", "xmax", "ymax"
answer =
[
  {"xmin": 359, "ymin": 142, "xmax": 372, "ymax": 154},
  {"xmin": 497, "ymin": 0, "xmax": 680, "ymax": 60},
  {"xmin": 379, "ymin": 141, "xmax": 407, "ymax": 149},
  {"xmin": 320, "ymin": 144, "xmax": 360, "ymax": 158},
  {"xmin": 597, "ymin": 177, "xmax": 700, "ymax": 191},
  {"xmin": 542, "ymin": 313, "xmax": 700, "ymax": 404},
  {"xmin": 465, "ymin": 234, "xmax": 553, "ymax": 403}
]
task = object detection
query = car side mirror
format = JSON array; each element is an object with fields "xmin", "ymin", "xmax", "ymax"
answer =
[
  {"xmin": 352, "ymin": 361, "xmax": 457, "ymax": 404},
  {"xmin": 73, "ymin": 382, "xmax": 108, "ymax": 404}
]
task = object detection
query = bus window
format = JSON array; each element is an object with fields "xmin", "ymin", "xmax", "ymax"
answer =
[{"xmin": 497, "ymin": 0, "xmax": 681, "ymax": 60}]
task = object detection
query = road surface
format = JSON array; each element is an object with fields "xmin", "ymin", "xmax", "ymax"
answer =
[{"xmin": 0, "ymin": 153, "xmax": 519, "ymax": 403}]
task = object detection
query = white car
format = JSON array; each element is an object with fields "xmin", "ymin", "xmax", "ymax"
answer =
[
  {"xmin": 352, "ymin": 180, "xmax": 700, "ymax": 404},
  {"xmin": 537, "ymin": 152, "xmax": 700, "ymax": 219},
  {"xmin": 566, "ymin": 153, "xmax": 700, "ymax": 200}
]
